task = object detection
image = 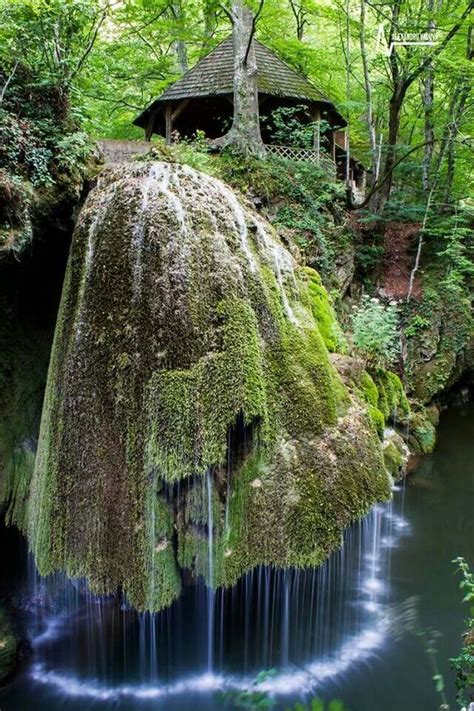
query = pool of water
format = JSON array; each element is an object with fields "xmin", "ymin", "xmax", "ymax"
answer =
[{"xmin": 1, "ymin": 402, "xmax": 472, "ymax": 710}]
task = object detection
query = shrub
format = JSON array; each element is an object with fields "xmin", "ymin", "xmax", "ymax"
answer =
[
  {"xmin": 451, "ymin": 557, "xmax": 474, "ymax": 708},
  {"xmin": 350, "ymin": 296, "xmax": 400, "ymax": 368},
  {"xmin": 262, "ymin": 104, "xmax": 331, "ymax": 150}
]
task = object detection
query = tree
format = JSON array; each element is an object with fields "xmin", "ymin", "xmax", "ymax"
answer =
[
  {"xmin": 215, "ymin": 0, "xmax": 266, "ymax": 156},
  {"xmin": 0, "ymin": 0, "xmax": 111, "ymax": 110},
  {"xmin": 373, "ymin": 0, "xmax": 473, "ymax": 211}
]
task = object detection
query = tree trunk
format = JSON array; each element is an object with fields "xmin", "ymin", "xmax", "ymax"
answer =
[
  {"xmin": 170, "ymin": 2, "xmax": 188, "ymax": 74},
  {"xmin": 374, "ymin": 85, "xmax": 404, "ymax": 211},
  {"xmin": 175, "ymin": 39, "xmax": 188, "ymax": 74},
  {"xmin": 289, "ymin": 0, "xmax": 307, "ymax": 40},
  {"xmin": 214, "ymin": 0, "xmax": 265, "ymax": 156},
  {"xmin": 421, "ymin": 71, "xmax": 434, "ymax": 191},
  {"xmin": 359, "ymin": 0, "xmax": 377, "ymax": 184},
  {"xmin": 422, "ymin": 2, "xmax": 436, "ymax": 192}
]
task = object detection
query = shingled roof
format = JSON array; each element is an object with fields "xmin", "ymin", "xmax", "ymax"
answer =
[{"xmin": 134, "ymin": 37, "xmax": 346, "ymax": 128}]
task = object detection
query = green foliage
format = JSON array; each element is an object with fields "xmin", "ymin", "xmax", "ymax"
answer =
[
  {"xmin": 222, "ymin": 670, "xmax": 348, "ymax": 710},
  {"xmin": 0, "ymin": 106, "xmax": 93, "ymax": 189},
  {"xmin": 404, "ymin": 314, "xmax": 431, "ymax": 339},
  {"xmin": 451, "ymin": 557, "xmax": 474, "ymax": 708},
  {"xmin": 262, "ymin": 104, "xmax": 331, "ymax": 149},
  {"xmin": 428, "ymin": 211, "xmax": 474, "ymax": 290},
  {"xmin": 350, "ymin": 296, "xmax": 400, "ymax": 369},
  {"xmin": 223, "ymin": 669, "xmax": 278, "ymax": 709},
  {"xmin": 217, "ymin": 151, "xmax": 347, "ymax": 277},
  {"xmin": 355, "ymin": 243, "xmax": 384, "ymax": 275},
  {"xmin": 290, "ymin": 701, "xmax": 347, "ymax": 711}
]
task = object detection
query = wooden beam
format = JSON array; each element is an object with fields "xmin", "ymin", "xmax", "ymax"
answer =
[
  {"xmin": 165, "ymin": 104, "xmax": 172, "ymax": 145},
  {"xmin": 145, "ymin": 108, "xmax": 157, "ymax": 142},
  {"xmin": 329, "ymin": 130, "xmax": 336, "ymax": 162},
  {"xmin": 171, "ymin": 99, "xmax": 190, "ymax": 123},
  {"xmin": 312, "ymin": 107, "xmax": 321, "ymax": 164}
]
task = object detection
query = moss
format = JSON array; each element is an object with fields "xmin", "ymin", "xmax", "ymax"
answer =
[
  {"xmin": 408, "ymin": 410, "xmax": 437, "ymax": 454},
  {"xmin": 350, "ymin": 370, "xmax": 385, "ymax": 439},
  {"xmin": 301, "ymin": 267, "xmax": 346, "ymax": 353},
  {"xmin": 404, "ymin": 284, "xmax": 472, "ymax": 403},
  {"xmin": 382, "ymin": 431, "xmax": 408, "ymax": 481},
  {"xmin": 146, "ymin": 298, "xmax": 268, "ymax": 481},
  {"xmin": 373, "ymin": 369, "xmax": 410, "ymax": 424},
  {"xmin": 359, "ymin": 371, "xmax": 379, "ymax": 407},
  {"xmin": 367, "ymin": 404, "xmax": 385, "ymax": 439},
  {"xmin": 145, "ymin": 496, "xmax": 182, "ymax": 610}
]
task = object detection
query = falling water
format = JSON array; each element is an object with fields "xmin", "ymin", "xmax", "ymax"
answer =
[
  {"xmin": 206, "ymin": 469, "xmax": 215, "ymax": 672},
  {"xmin": 3, "ymin": 484, "xmax": 413, "ymax": 708}
]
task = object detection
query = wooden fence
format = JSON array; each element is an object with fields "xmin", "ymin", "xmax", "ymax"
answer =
[
  {"xmin": 97, "ymin": 139, "xmax": 151, "ymax": 164},
  {"xmin": 265, "ymin": 144, "xmax": 337, "ymax": 178}
]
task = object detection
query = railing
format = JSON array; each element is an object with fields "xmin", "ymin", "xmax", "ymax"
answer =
[
  {"xmin": 97, "ymin": 139, "xmax": 151, "ymax": 165},
  {"xmin": 265, "ymin": 144, "xmax": 337, "ymax": 178}
]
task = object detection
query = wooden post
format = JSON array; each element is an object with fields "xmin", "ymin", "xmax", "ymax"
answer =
[
  {"xmin": 329, "ymin": 129, "xmax": 336, "ymax": 163},
  {"xmin": 171, "ymin": 99, "xmax": 190, "ymax": 124},
  {"xmin": 145, "ymin": 108, "xmax": 157, "ymax": 141},
  {"xmin": 312, "ymin": 107, "xmax": 321, "ymax": 165},
  {"xmin": 344, "ymin": 130, "xmax": 350, "ymax": 186},
  {"xmin": 165, "ymin": 104, "xmax": 172, "ymax": 145}
]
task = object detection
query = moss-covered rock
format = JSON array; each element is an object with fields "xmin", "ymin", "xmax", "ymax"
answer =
[
  {"xmin": 331, "ymin": 357, "xmax": 410, "ymax": 442},
  {"xmin": 26, "ymin": 161, "xmax": 390, "ymax": 611},
  {"xmin": 404, "ymin": 285, "xmax": 472, "ymax": 403},
  {"xmin": 408, "ymin": 410, "xmax": 437, "ymax": 454},
  {"xmin": 301, "ymin": 267, "xmax": 346, "ymax": 352},
  {"xmin": 0, "ymin": 606, "xmax": 19, "ymax": 684},
  {"xmin": 382, "ymin": 429, "xmax": 409, "ymax": 481},
  {"xmin": 372, "ymin": 369, "xmax": 410, "ymax": 425}
]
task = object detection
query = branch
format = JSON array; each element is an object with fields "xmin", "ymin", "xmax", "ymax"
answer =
[
  {"xmin": 353, "ymin": 138, "xmax": 438, "ymax": 210},
  {"xmin": 76, "ymin": 89, "xmax": 142, "ymax": 111},
  {"xmin": 134, "ymin": 28, "xmax": 165, "ymax": 62},
  {"xmin": 243, "ymin": 0, "xmax": 265, "ymax": 66},
  {"xmin": 218, "ymin": 3, "xmax": 234, "ymax": 23},
  {"xmin": 402, "ymin": 1, "xmax": 473, "ymax": 90},
  {"xmin": 0, "ymin": 60, "xmax": 19, "ymax": 104},
  {"xmin": 126, "ymin": 6, "xmax": 170, "ymax": 35},
  {"xmin": 70, "ymin": 6, "xmax": 109, "ymax": 82}
]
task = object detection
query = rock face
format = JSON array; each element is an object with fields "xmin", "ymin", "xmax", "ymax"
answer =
[
  {"xmin": 0, "ymin": 606, "xmax": 19, "ymax": 683},
  {"xmin": 26, "ymin": 161, "xmax": 390, "ymax": 611}
]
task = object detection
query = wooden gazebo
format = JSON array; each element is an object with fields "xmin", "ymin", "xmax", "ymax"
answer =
[{"xmin": 134, "ymin": 37, "xmax": 365, "ymax": 191}]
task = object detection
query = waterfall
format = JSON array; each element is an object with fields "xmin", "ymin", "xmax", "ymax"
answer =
[
  {"xmin": 19, "ymin": 159, "xmax": 399, "ymax": 709},
  {"xmin": 18, "ymin": 486, "xmax": 410, "ymax": 705},
  {"xmin": 206, "ymin": 469, "xmax": 215, "ymax": 672}
]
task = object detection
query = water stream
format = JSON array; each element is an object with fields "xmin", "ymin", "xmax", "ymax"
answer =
[{"xmin": 1, "ymin": 402, "xmax": 472, "ymax": 710}]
